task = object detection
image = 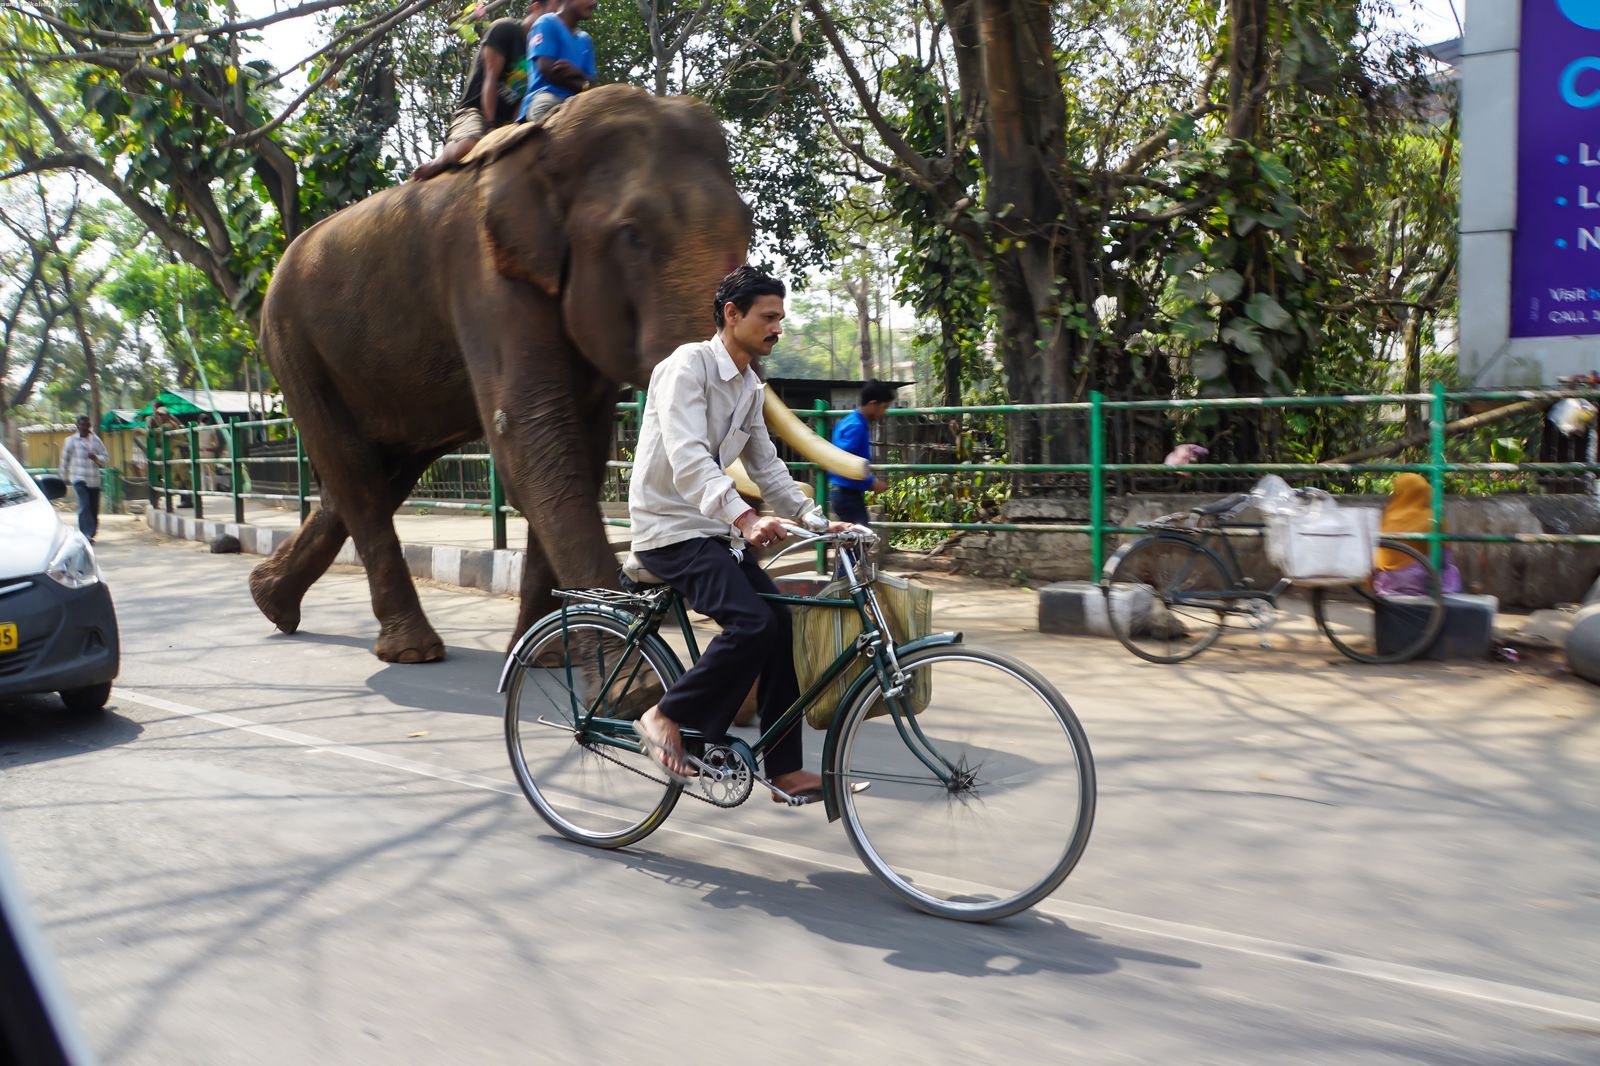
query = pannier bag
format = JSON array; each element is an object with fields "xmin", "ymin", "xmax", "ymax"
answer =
[{"xmin": 793, "ymin": 573, "xmax": 933, "ymax": 729}]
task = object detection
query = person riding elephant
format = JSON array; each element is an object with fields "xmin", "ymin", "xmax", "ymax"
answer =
[{"xmin": 249, "ymin": 86, "xmax": 751, "ymax": 662}]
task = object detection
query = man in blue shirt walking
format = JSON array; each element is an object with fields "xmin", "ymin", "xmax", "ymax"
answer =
[
  {"xmin": 520, "ymin": 0, "xmax": 597, "ymax": 124},
  {"xmin": 829, "ymin": 380, "xmax": 894, "ymax": 524}
]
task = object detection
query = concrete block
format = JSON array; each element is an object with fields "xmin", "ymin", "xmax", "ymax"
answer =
[
  {"xmin": 491, "ymin": 551, "xmax": 520, "ymax": 595},
  {"xmin": 458, "ymin": 548, "xmax": 493, "ymax": 591},
  {"xmin": 1376, "ymin": 593, "xmax": 1499, "ymax": 660},
  {"xmin": 1039, "ymin": 581, "xmax": 1148, "ymax": 638},
  {"xmin": 433, "ymin": 546, "xmax": 461, "ymax": 586},
  {"xmin": 402, "ymin": 542, "xmax": 432, "ymax": 580}
]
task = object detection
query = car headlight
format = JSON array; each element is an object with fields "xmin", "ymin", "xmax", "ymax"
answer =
[{"xmin": 46, "ymin": 531, "xmax": 100, "ymax": 589}]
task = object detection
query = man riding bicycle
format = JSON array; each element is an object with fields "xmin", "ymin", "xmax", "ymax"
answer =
[{"xmin": 629, "ymin": 266, "xmax": 851, "ymax": 801}]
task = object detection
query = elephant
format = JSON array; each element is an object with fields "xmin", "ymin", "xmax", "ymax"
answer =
[{"xmin": 249, "ymin": 85, "xmax": 753, "ymax": 662}]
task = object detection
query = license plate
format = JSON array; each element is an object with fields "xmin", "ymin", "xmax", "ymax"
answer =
[{"xmin": 0, "ymin": 623, "xmax": 16, "ymax": 654}]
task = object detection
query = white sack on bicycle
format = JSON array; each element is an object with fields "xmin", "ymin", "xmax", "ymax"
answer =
[
  {"xmin": 794, "ymin": 573, "xmax": 933, "ymax": 729},
  {"xmin": 1254, "ymin": 478, "xmax": 1379, "ymax": 586}
]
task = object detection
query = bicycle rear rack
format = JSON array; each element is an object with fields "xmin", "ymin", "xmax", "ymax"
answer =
[{"xmin": 552, "ymin": 586, "xmax": 671, "ymax": 611}]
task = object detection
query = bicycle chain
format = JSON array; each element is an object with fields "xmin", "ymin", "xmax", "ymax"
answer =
[{"xmin": 579, "ymin": 734, "xmax": 743, "ymax": 807}]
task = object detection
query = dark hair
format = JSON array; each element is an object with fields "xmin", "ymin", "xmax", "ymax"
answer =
[
  {"xmin": 712, "ymin": 266, "xmax": 785, "ymax": 327},
  {"xmin": 859, "ymin": 379, "xmax": 895, "ymax": 405}
]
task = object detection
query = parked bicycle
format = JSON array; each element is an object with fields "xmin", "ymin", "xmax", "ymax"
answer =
[
  {"xmin": 501, "ymin": 526, "xmax": 1096, "ymax": 922},
  {"xmin": 1101, "ymin": 487, "xmax": 1445, "ymax": 665}
]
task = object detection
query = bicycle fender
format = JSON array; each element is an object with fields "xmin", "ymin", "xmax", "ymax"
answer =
[
  {"xmin": 1100, "ymin": 539, "xmax": 1143, "ymax": 583},
  {"xmin": 819, "ymin": 631, "xmax": 964, "ymax": 823},
  {"xmin": 496, "ymin": 603, "xmax": 639, "ymax": 693},
  {"xmin": 1099, "ymin": 531, "xmax": 1195, "ymax": 583}
]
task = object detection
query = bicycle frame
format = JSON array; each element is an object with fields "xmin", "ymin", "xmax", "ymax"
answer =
[
  {"xmin": 1135, "ymin": 522, "xmax": 1292, "ymax": 614},
  {"xmin": 503, "ymin": 537, "xmax": 963, "ymax": 822}
]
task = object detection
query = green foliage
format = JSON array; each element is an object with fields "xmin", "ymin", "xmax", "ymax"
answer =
[
  {"xmin": 876, "ymin": 467, "xmax": 1011, "ymax": 551},
  {"xmin": 880, "ymin": 57, "xmax": 990, "ymax": 404}
]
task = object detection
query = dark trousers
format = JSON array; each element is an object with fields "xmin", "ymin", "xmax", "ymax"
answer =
[
  {"xmin": 73, "ymin": 481, "xmax": 100, "ymax": 540},
  {"xmin": 830, "ymin": 487, "xmax": 870, "ymax": 525},
  {"xmin": 634, "ymin": 537, "xmax": 803, "ymax": 777}
]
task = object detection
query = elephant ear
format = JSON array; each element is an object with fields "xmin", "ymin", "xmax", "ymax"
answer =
[{"xmin": 474, "ymin": 122, "xmax": 567, "ymax": 297}]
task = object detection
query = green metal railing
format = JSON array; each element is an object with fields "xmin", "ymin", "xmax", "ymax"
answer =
[{"xmin": 142, "ymin": 384, "xmax": 1600, "ymax": 575}]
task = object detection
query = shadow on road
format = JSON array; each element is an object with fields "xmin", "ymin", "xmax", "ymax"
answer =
[
  {"xmin": 0, "ymin": 694, "xmax": 144, "ymax": 768},
  {"xmin": 576, "ymin": 840, "xmax": 1198, "ymax": 980}
]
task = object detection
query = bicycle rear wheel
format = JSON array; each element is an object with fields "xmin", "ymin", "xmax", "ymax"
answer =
[
  {"xmin": 1104, "ymin": 534, "xmax": 1233, "ymax": 663},
  {"xmin": 1311, "ymin": 540, "xmax": 1446, "ymax": 664},
  {"xmin": 504, "ymin": 608, "xmax": 682, "ymax": 848},
  {"xmin": 830, "ymin": 646, "xmax": 1095, "ymax": 921}
]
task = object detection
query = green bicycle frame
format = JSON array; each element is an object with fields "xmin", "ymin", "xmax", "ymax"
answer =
[{"xmin": 525, "ymin": 548, "xmax": 963, "ymax": 823}]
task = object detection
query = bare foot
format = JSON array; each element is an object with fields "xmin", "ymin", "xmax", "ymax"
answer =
[
  {"xmin": 635, "ymin": 707, "xmax": 692, "ymax": 778},
  {"xmin": 769, "ymin": 769, "xmax": 823, "ymax": 801}
]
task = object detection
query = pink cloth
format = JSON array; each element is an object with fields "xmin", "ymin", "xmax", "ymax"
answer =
[{"xmin": 1163, "ymin": 444, "xmax": 1208, "ymax": 466}]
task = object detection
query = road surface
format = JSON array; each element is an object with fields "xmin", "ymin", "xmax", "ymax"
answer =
[{"xmin": 3, "ymin": 517, "xmax": 1599, "ymax": 1064}]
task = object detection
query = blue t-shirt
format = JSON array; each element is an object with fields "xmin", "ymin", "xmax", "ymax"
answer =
[
  {"xmin": 520, "ymin": 13, "xmax": 595, "ymax": 114},
  {"xmin": 829, "ymin": 410, "xmax": 874, "ymax": 491}
]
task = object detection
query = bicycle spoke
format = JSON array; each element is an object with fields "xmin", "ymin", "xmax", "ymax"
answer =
[
  {"xmin": 835, "ymin": 648, "xmax": 1095, "ymax": 921},
  {"xmin": 506, "ymin": 613, "xmax": 681, "ymax": 848}
]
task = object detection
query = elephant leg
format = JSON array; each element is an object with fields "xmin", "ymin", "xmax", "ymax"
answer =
[
  {"xmin": 294, "ymin": 395, "xmax": 446, "ymax": 662},
  {"xmin": 249, "ymin": 508, "xmax": 350, "ymax": 634},
  {"xmin": 512, "ymin": 529, "xmax": 557, "ymax": 645},
  {"xmin": 248, "ymin": 448, "xmax": 444, "ymax": 656},
  {"xmin": 493, "ymin": 401, "xmax": 624, "ymax": 602}
]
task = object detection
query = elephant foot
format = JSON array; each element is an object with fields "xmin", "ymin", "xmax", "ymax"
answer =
[
  {"xmin": 374, "ymin": 621, "xmax": 446, "ymax": 664},
  {"xmin": 249, "ymin": 564, "xmax": 301, "ymax": 635}
]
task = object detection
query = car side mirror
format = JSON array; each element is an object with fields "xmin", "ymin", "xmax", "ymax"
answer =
[{"xmin": 32, "ymin": 475, "xmax": 67, "ymax": 501}]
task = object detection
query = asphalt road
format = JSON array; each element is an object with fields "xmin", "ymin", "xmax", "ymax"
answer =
[{"xmin": 3, "ymin": 517, "xmax": 1600, "ymax": 1065}]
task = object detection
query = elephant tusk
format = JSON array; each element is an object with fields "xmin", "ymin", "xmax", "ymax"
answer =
[
  {"xmin": 760, "ymin": 389, "xmax": 871, "ymax": 481},
  {"xmin": 726, "ymin": 459, "xmax": 813, "ymax": 502}
]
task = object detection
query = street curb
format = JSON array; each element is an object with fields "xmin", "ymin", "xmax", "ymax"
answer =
[{"xmin": 145, "ymin": 509, "xmax": 526, "ymax": 596}]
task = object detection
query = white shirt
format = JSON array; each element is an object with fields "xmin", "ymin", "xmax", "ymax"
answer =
[
  {"xmin": 628, "ymin": 335, "xmax": 822, "ymax": 552},
  {"xmin": 60, "ymin": 433, "xmax": 109, "ymax": 488}
]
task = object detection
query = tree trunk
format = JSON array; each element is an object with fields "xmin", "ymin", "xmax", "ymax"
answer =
[
  {"xmin": 940, "ymin": 314, "xmax": 962, "ymax": 407},
  {"xmin": 843, "ymin": 275, "xmax": 875, "ymax": 380},
  {"xmin": 951, "ymin": 0, "xmax": 1079, "ymax": 466}
]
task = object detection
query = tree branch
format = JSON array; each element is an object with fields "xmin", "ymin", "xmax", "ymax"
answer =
[{"xmin": 801, "ymin": 0, "xmax": 935, "ymax": 185}]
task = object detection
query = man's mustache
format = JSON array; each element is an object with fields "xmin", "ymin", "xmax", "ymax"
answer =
[{"xmin": 763, "ymin": 334, "xmax": 780, "ymax": 345}]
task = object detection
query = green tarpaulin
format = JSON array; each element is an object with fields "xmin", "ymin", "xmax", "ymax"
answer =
[
  {"xmin": 132, "ymin": 391, "xmax": 212, "ymax": 421},
  {"xmin": 99, "ymin": 410, "xmax": 140, "ymax": 430}
]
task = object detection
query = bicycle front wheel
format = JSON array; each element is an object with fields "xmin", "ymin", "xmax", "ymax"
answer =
[
  {"xmin": 1104, "ymin": 534, "xmax": 1232, "ymax": 663},
  {"xmin": 505, "ymin": 608, "xmax": 683, "ymax": 848},
  {"xmin": 1311, "ymin": 540, "xmax": 1446, "ymax": 664},
  {"xmin": 831, "ymin": 646, "xmax": 1095, "ymax": 921}
]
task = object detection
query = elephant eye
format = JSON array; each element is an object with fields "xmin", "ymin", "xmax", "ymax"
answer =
[{"xmin": 619, "ymin": 223, "xmax": 648, "ymax": 250}]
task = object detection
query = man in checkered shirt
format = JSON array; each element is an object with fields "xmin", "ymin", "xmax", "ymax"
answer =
[{"xmin": 59, "ymin": 415, "xmax": 110, "ymax": 541}]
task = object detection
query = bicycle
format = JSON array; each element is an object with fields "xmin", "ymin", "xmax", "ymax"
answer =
[
  {"xmin": 500, "ymin": 526, "xmax": 1096, "ymax": 922},
  {"xmin": 1101, "ymin": 489, "xmax": 1446, "ymax": 665}
]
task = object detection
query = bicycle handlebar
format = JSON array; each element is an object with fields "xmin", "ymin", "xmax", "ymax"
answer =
[{"xmin": 757, "ymin": 523, "xmax": 878, "ymax": 569}]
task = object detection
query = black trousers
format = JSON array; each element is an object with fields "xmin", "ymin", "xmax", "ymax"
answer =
[
  {"xmin": 634, "ymin": 537, "xmax": 803, "ymax": 777},
  {"xmin": 73, "ymin": 481, "xmax": 100, "ymax": 540}
]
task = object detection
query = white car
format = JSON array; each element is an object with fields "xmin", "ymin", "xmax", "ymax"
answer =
[{"xmin": 0, "ymin": 442, "xmax": 118, "ymax": 712}]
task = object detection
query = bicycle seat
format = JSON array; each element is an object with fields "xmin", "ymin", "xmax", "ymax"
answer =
[
  {"xmin": 619, "ymin": 553, "xmax": 666, "ymax": 590},
  {"xmin": 1194, "ymin": 492, "xmax": 1249, "ymax": 517}
]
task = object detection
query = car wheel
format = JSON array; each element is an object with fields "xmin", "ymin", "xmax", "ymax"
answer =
[{"xmin": 59, "ymin": 683, "xmax": 111, "ymax": 713}]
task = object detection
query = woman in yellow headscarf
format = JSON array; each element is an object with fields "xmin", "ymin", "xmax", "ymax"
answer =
[{"xmin": 1374, "ymin": 473, "xmax": 1462, "ymax": 595}]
